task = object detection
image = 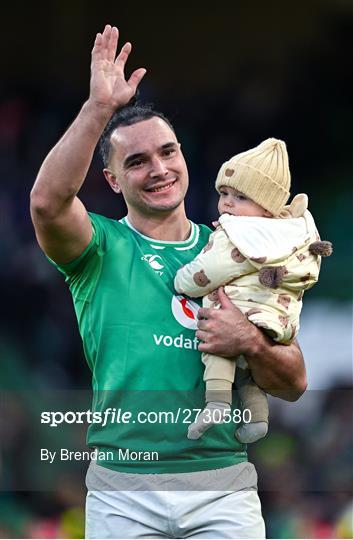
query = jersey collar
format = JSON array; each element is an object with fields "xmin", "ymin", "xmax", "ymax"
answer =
[{"xmin": 120, "ymin": 216, "xmax": 200, "ymax": 250}]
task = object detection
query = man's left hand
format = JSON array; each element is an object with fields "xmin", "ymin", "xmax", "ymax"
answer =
[{"xmin": 197, "ymin": 287, "xmax": 257, "ymax": 357}]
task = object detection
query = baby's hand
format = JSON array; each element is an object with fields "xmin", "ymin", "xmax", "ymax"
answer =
[{"xmin": 212, "ymin": 220, "xmax": 220, "ymax": 228}]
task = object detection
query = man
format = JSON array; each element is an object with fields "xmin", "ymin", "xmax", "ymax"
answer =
[{"xmin": 30, "ymin": 25, "xmax": 307, "ymax": 539}]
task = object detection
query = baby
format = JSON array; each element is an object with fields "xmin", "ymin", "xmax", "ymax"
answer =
[{"xmin": 175, "ymin": 138, "xmax": 332, "ymax": 443}]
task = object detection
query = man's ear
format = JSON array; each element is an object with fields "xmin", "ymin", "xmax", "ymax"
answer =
[{"xmin": 103, "ymin": 168, "xmax": 121, "ymax": 194}]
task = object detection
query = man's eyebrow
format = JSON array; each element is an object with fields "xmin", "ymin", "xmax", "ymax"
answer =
[
  {"xmin": 123, "ymin": 142, "xmax": 178, "ymax": 168},
  {"xmin": 123, "ymin": 152, "xmax": 146, "ymax": 168},
  {"xmin": 161, "ymin": 142, "xmax": 178, "ymax": 150}
]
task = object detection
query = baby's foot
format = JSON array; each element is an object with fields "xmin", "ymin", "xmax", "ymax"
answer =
[
  {"xmin": 235, "ymin": 421, "xmax": 268, "ymax": 443},
  {"xmin": 187, "ymin": 401, "xmax": 231, "ymax": 440}
]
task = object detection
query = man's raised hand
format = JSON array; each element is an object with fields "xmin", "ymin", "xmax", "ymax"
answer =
[{"xmin": 90, "ymin": 24, "xmax": 146, "ymax": 112}]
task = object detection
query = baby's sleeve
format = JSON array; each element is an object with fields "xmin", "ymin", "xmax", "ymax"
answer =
[{"xmin": 174, "ymin": 226, "xmax": 254, "ymax": 297}]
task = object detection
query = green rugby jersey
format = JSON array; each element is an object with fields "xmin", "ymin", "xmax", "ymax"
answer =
[{"xmin": 51, "ymin": 212, "xmax": 247, "ymax": 473}]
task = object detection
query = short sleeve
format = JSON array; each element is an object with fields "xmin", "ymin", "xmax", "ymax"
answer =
[{"xmin": 47, "ymin": 212, "xmax": 107, "ymax": 283}]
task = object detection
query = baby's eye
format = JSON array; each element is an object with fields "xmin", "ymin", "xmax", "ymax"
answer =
[{"xmin": 236, "ymin": 194, "xmax": 247, "ymax": 201}]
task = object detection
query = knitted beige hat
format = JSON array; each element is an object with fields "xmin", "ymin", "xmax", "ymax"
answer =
[{"xmin": 215, "ymin": 138, "xmax": 291, "ymax": 216}]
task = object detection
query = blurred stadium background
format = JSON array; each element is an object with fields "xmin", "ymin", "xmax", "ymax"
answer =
[{"xmin": 0, "ymin": 1, "xmax": 352, "ymax": 538}]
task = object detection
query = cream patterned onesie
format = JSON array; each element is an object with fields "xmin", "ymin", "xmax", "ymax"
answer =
[{"xmin": 175, "ymin": 196, "xmax": 331, "ymax": 442}]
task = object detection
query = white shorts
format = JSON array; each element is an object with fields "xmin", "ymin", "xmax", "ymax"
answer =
[{"xmin": 85, "ymin": 461, "xmax": 265, "ymax": 539}]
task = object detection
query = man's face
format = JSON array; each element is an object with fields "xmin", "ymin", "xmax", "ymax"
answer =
[{"xmin": 105, "ymin": 117, "xmax": 189, "ymax": 216}]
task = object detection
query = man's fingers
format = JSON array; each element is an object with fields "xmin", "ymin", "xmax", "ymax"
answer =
[
  {"xmin": 198, "ymin": 341, "xmax": 215, "ymax": 353},
  {"xmin": 91, "ymin": 33, "xmax": 103, "ymax": 60},
  {"xmin": 101, "ymin": 24, "xmax": 112, "ymax": 55},
  {"xmin": 196, "ymin": 318, "xmax": 210, "ymax": 331},
  {"xmin": 195, "ymin": 330, "xmax": 207, "ymax": 342},
  {"xmin": 115, "ymin": 42, "xmax": 132, "ymax": 68},
  {"xmin": 217, "ymin": 286, "xmax": 235, "ymax": 310},
  {"xmin": 127, "ymin": 68, "xmax": 147, "ymax": 92},
  {"xmin": 107, "ymin": 26, "xmax": 119, "ymax": 62},
  {"xmin": 92, "ymin": 25, "xmax": 116, "ymax": 62},
  {"xmin": 197, "ymin": 307, "xmax": 211, "ymax": 320}
]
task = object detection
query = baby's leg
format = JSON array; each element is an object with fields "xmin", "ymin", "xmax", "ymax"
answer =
[
  {"xmin": 187, "ymin": 354, "xmax": 234, "ymax": 440},
  {"xmin": 234, "ymin": 362, "xmax": 268, "ymax": 443}
]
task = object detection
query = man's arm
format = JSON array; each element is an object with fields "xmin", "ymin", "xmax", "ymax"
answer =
[
  {"xmin": 196, "ymin": 287, "xmax": 307, "ymax": 401},
  {"xmin": 30, "ymin": 25, "xmax": 146, "ymax": 264}
]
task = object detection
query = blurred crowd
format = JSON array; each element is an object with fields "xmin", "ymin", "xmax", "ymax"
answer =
[{"xmin": 250, "ymin": 386, "xmax": 353, "ymax": 539}]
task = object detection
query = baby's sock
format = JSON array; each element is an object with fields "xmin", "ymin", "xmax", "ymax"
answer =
[
  {"xmin": 235, "ymin": 421, "xmax": 268, "ymax": 444},
  {"xmin": 187, "ymin": 401, "xmax": 231, "ymax": 440}
]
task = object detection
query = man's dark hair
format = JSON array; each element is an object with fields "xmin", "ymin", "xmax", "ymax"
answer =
[{"xmin": 99, "ymin": 100, "xmax": 176, "ymax": 168}]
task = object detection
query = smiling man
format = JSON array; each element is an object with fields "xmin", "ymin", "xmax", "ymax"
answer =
[
  {"xmin": 102, "ymin": 112, "xmax": 190, "ymax": 238},
  {"xmin": 30, "ymin": 24, "xmax": 307, "ymax": 539}
]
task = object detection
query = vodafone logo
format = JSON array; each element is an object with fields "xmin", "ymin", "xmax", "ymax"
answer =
[
  {"xmin": 152, "ymin": 296, "xmax": 200, "ymax": 350},
  {"xmin": 171, "ymin": 295, "xmax": 200, "ymax": 330}
]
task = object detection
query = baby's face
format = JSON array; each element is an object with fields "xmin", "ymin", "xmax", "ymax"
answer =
[{"xmin": 217, "ymin": 186, "xmax": 272, "ymax": 217}]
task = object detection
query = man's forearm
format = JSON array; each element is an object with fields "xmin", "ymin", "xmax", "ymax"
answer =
[
  {"xmin": 30, "ymin": 100, "xmax": 113, "ymax": 217},
  {"xmin": 245, "ymin": 331, "xmax": 307, "ymax": 401}
]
